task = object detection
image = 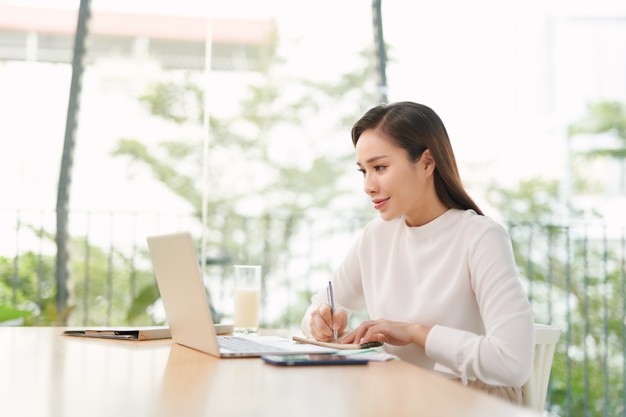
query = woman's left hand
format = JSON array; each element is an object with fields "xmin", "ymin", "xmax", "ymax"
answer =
[{"xmin": 341, "ymin": 319, "xmax": 431, "ymax": 347}]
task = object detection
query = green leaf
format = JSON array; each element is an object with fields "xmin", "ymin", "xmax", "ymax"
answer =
[
  {"xmin": 126, "ymin": 284, "xmax": 160, "ymax": 324},
  {"xmin": 0, "ymin": 305, "xmax": 32, "ymax": 325}
]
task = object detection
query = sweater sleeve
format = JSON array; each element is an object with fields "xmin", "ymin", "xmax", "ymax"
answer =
[{"xmin": 424, "ymin": 224, "xmax": 535, "ymax": 387}]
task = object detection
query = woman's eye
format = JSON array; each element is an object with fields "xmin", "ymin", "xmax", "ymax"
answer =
[
  {"xmin": 374, "ymin": 166, "xmax": 386, "ymax": 172},
  {"xmin": 357, "ymin": 168, "xmax": 366, "ymax": 176}
]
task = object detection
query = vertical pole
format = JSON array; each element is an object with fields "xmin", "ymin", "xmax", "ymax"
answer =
[
  {"xmin": 547, "ymin": 226, "xmax": 554, "ymax": 325},
  {"xmin": 371, "ymin": 0, "xmax": 388, "ymax": 104},
  {"xmin": 201, "ymin": 5, "xmax": 220, "ymax": 323},
  {"xmin": 621, "ymin": 229, "xmax": 625, "ymax": 417},
  {"xmin": 526, "ymin": 226, "xmax": 534, "ymax": 303},
  {"xmin": 202, "ymin": 8, "xmax": 213, "ymax": 288},
  {"xmin": 546, "ymin": 225, "xmax": 554, "ymax": 408},
  {"xmin": 582, "ymin": 229, "xmax": 589, "ymax": 417},
  {"xmin": 106, "ymin": 212, "xmax": 114, "ymax": 325},
  {"xmin": 602, "ymin": 227, "xmax": 609, "ymax": 417},
  {"xmin": 82, "ymin": 212, "xmax": 91, "ymax": 325},
  {"xmin": 12, "ymin": 214, "xmax": 20, "ymax": 307},
  {"xmin": 55, "ymin": 0, "xmax": 91, "ymax": 324},
  {"xmin": 565, "ymin": 226, "xmax": 572, "ymax": 417}
]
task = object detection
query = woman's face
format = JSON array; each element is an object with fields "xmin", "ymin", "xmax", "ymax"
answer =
[{"xmin": 355, "ymin": 129, "xmax": 435, "ymax": 226}]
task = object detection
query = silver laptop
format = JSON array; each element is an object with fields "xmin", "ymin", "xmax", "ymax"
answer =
[{"xmin": 146, "ymin": 232, "xmax": 337, "ymax": 358}]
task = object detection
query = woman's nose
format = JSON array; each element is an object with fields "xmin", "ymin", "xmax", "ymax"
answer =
[{"xmin": 363, "ymin": 173, "xmax": 377, "ymax": 195}]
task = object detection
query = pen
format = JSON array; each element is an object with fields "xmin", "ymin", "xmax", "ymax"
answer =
[{"xmin": 327, "ymin": 280, "xmax": 338, "ymax": 343}]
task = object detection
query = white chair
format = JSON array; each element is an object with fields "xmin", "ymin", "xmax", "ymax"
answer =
[{"xmin": 523, "ymin": 323, "xmax": 561, "ymax": 412}]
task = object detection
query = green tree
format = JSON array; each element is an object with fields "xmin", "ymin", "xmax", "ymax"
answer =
[
  {"xmin": 568, "ymin": 101, "xmax": 626, "ymax": 158},
  {"xmin": 568, "ymin": 101, "xmax": 626, "ymax": 198},
  {"xmin": 487, "ymin": 177, "xmax": 563, "ymax": 224},
  {"xmin": 0, "ymin": 251, "xmax": 54, "ymax": 325},
  {"xmin": 0, "ymin": 230, "xmax": 146, "ymax": 326}
]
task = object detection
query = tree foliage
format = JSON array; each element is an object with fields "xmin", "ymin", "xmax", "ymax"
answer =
[
  {"xmin": 568, "ymin": 101, "xmax": 626, "ymax": 141},
  {"xmin": 568, "ymin": 101, "xmax": 626, "ymax": 159},
  {"xmin": 0, "ymin": 234, "xmax": 147, "ymax": 326},
  {"xmin": 111, "ymin": 37, "xmax": 378, "ymax": 324},
  {"xmin": 487, "ymin": 177, "xmax": 562, "ymax": 224}
]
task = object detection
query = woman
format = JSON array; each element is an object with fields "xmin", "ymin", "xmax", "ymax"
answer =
[{"xmin": 301, "ymin": 101, "xmax": 534, "ymax": 403}]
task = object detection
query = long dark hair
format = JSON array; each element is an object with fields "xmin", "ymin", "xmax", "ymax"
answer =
[{"xmin": 351, "ymin": 101, "xmax": 483, "ymax": 215}]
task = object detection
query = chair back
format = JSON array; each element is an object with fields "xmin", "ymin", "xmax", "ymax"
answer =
[{"xmin": 523, "ymin": 324, "xmax": 561, "ymax": 411}]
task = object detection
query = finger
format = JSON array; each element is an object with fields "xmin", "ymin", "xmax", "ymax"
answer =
[
  {"xmin": 310, "ymin": 322, "xmax": 332, "ymax": 341},
  {"xmin": 318, "ymin": 304, "xmax": 335, "ymax": 339},
  {"xmin": 332, "ymin": 309, "xmax": 348, "ymax": 332},
  {"xmin": 318, "ymin": 304, "xmax": 333, "ymax": 327},
  {"xmin": 339, "ymin": 330, "xmax": 357, "ymax": 344},
  {"xmin": 310, "ymin": 306, "xmax": 334, "ymax": 341},
  {"xmin": 349, "ymin": 321, "xmax": 374, "ymax": 344},
  {"xmin": 358, "ymin": 320, "xmax": 390, "ymax": 343},
  {"xmin": 363, "ymin": 323, "xmax": 390, "ymax": 342},
  {"xmin": 310, "ymin": 312, "xmax": 331, "ymax": 340},
  {"xmin": 363, "ymin": 329, "xmax": 386, "ymax": 344}
]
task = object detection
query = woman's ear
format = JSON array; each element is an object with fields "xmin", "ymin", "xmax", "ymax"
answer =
[{"xmin": 421, "ymin": 149, "xmax": 436, "ymax": 174}]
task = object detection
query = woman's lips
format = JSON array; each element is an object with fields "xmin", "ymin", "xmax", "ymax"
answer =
[{"xmin": 372, "ymin": 197, "xmax": 390, "ymax": 210}]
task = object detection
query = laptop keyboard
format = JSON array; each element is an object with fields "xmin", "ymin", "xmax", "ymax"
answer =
[{"xmin": 218, "ymin": 336, "xmax": 289, "ymax": 353}]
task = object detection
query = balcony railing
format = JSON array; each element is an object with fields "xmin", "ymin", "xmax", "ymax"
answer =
[
  {"xmin": 1, "ymin": 208, "xmax": 625, "ymax": 416},
  {"xmin": 508, "ymin": 222, "xmax": 626, "ymax": 417},
  {"xmin": 0, "ymin": 208, "xmax": 365, "ymax": 327}
]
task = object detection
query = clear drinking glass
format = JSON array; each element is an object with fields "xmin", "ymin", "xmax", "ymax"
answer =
[{"xmin": 233, "ymin": 265, "xmax": 261, "ymax": 334}]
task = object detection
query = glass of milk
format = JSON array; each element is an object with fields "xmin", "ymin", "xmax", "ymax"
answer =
[{"xmin": 233, "ymin": 265, "xmax": 261, "ymax": 333}]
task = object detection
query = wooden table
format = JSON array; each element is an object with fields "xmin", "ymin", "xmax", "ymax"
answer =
[{"xmin": 0, "ymin": 327, "xmax": 538, "ymax": 417}]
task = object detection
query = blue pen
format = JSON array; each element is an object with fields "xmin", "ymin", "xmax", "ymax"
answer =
[{"xmin": 327, "ymin": 281, "xmax": 338, "ymax": 343}]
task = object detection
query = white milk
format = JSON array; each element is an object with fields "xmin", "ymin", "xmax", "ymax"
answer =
[{"xmin": 233, "ymin": 287, "xmax": 260, "ymax": 330}]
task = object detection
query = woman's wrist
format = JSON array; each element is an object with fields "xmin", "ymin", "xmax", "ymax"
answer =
[{"xmin": 410, "ymin": 324, "xmax": 431, "ymax": 347}]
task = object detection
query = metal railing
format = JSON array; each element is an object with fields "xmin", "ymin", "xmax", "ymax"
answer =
[
  {"xmin": 508, "ymin": 222, "xmax": 626, "ymax": 417},
  {"xmin": 0, "ymin": 208, "xmax": 365, "ymax": 327},
  {"xmin": 1, "ymin": 209, "xmax": 625, "ymax": 416}
]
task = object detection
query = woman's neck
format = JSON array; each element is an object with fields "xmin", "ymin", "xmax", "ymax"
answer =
[{"xmin": 404, "ymin": 200, "xmax": 449, "ymax": 227}]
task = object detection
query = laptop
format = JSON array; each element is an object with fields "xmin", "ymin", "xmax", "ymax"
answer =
[{"xmin": 146, "ymin": 232, "xmax": 337, "ymax": 358}]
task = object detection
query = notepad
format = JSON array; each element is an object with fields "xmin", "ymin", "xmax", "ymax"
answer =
[{"xmin": 292, "ymin": 336, "xmax": 383, "ymax": 350}]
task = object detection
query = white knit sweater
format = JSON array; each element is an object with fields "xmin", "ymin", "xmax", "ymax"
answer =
[{"xmin": 302, "ymin": 209, "xmax": 534, "ymax": 387}]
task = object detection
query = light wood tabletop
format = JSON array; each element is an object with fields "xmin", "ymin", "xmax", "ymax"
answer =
[{"xmin": 0, "ymin": 327, "xmax": 539, "ymax": 417}]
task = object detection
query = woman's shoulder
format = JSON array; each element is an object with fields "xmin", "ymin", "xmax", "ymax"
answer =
[{"xmin": 454, "ymin": 209, "xmax": 511, "ymax": 240}]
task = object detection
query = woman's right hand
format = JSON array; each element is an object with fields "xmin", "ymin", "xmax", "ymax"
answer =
[{"xmin": 309, "ymin": 304, "xmax": 348, "ymax": 342}]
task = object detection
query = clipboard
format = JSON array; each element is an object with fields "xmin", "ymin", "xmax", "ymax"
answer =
[
  {"xmin": 63, "ymin": 326, "xmax": 172, "ymax": 340},
  {"xmin": 292, "ymin": 335, "xmax": 382, "ymax": 350},
  {"xmin": 63, "ymin": 324, "xmax": 234, "ymax": 341}
]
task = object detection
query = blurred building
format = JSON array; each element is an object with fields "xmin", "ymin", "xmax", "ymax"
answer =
[{"xmin": 0, "ymin": 2, "xmax": 275, "ymax": 70}]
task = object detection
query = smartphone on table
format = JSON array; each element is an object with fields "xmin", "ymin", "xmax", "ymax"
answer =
[{"xmin": 261, "ymin": 354, "xmax": 369, "ymax": 366}]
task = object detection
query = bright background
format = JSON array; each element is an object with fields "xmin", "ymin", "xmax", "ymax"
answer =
[{"xmin": 2, "ymin": 0, "xmax": 626, "ymax": 221}]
